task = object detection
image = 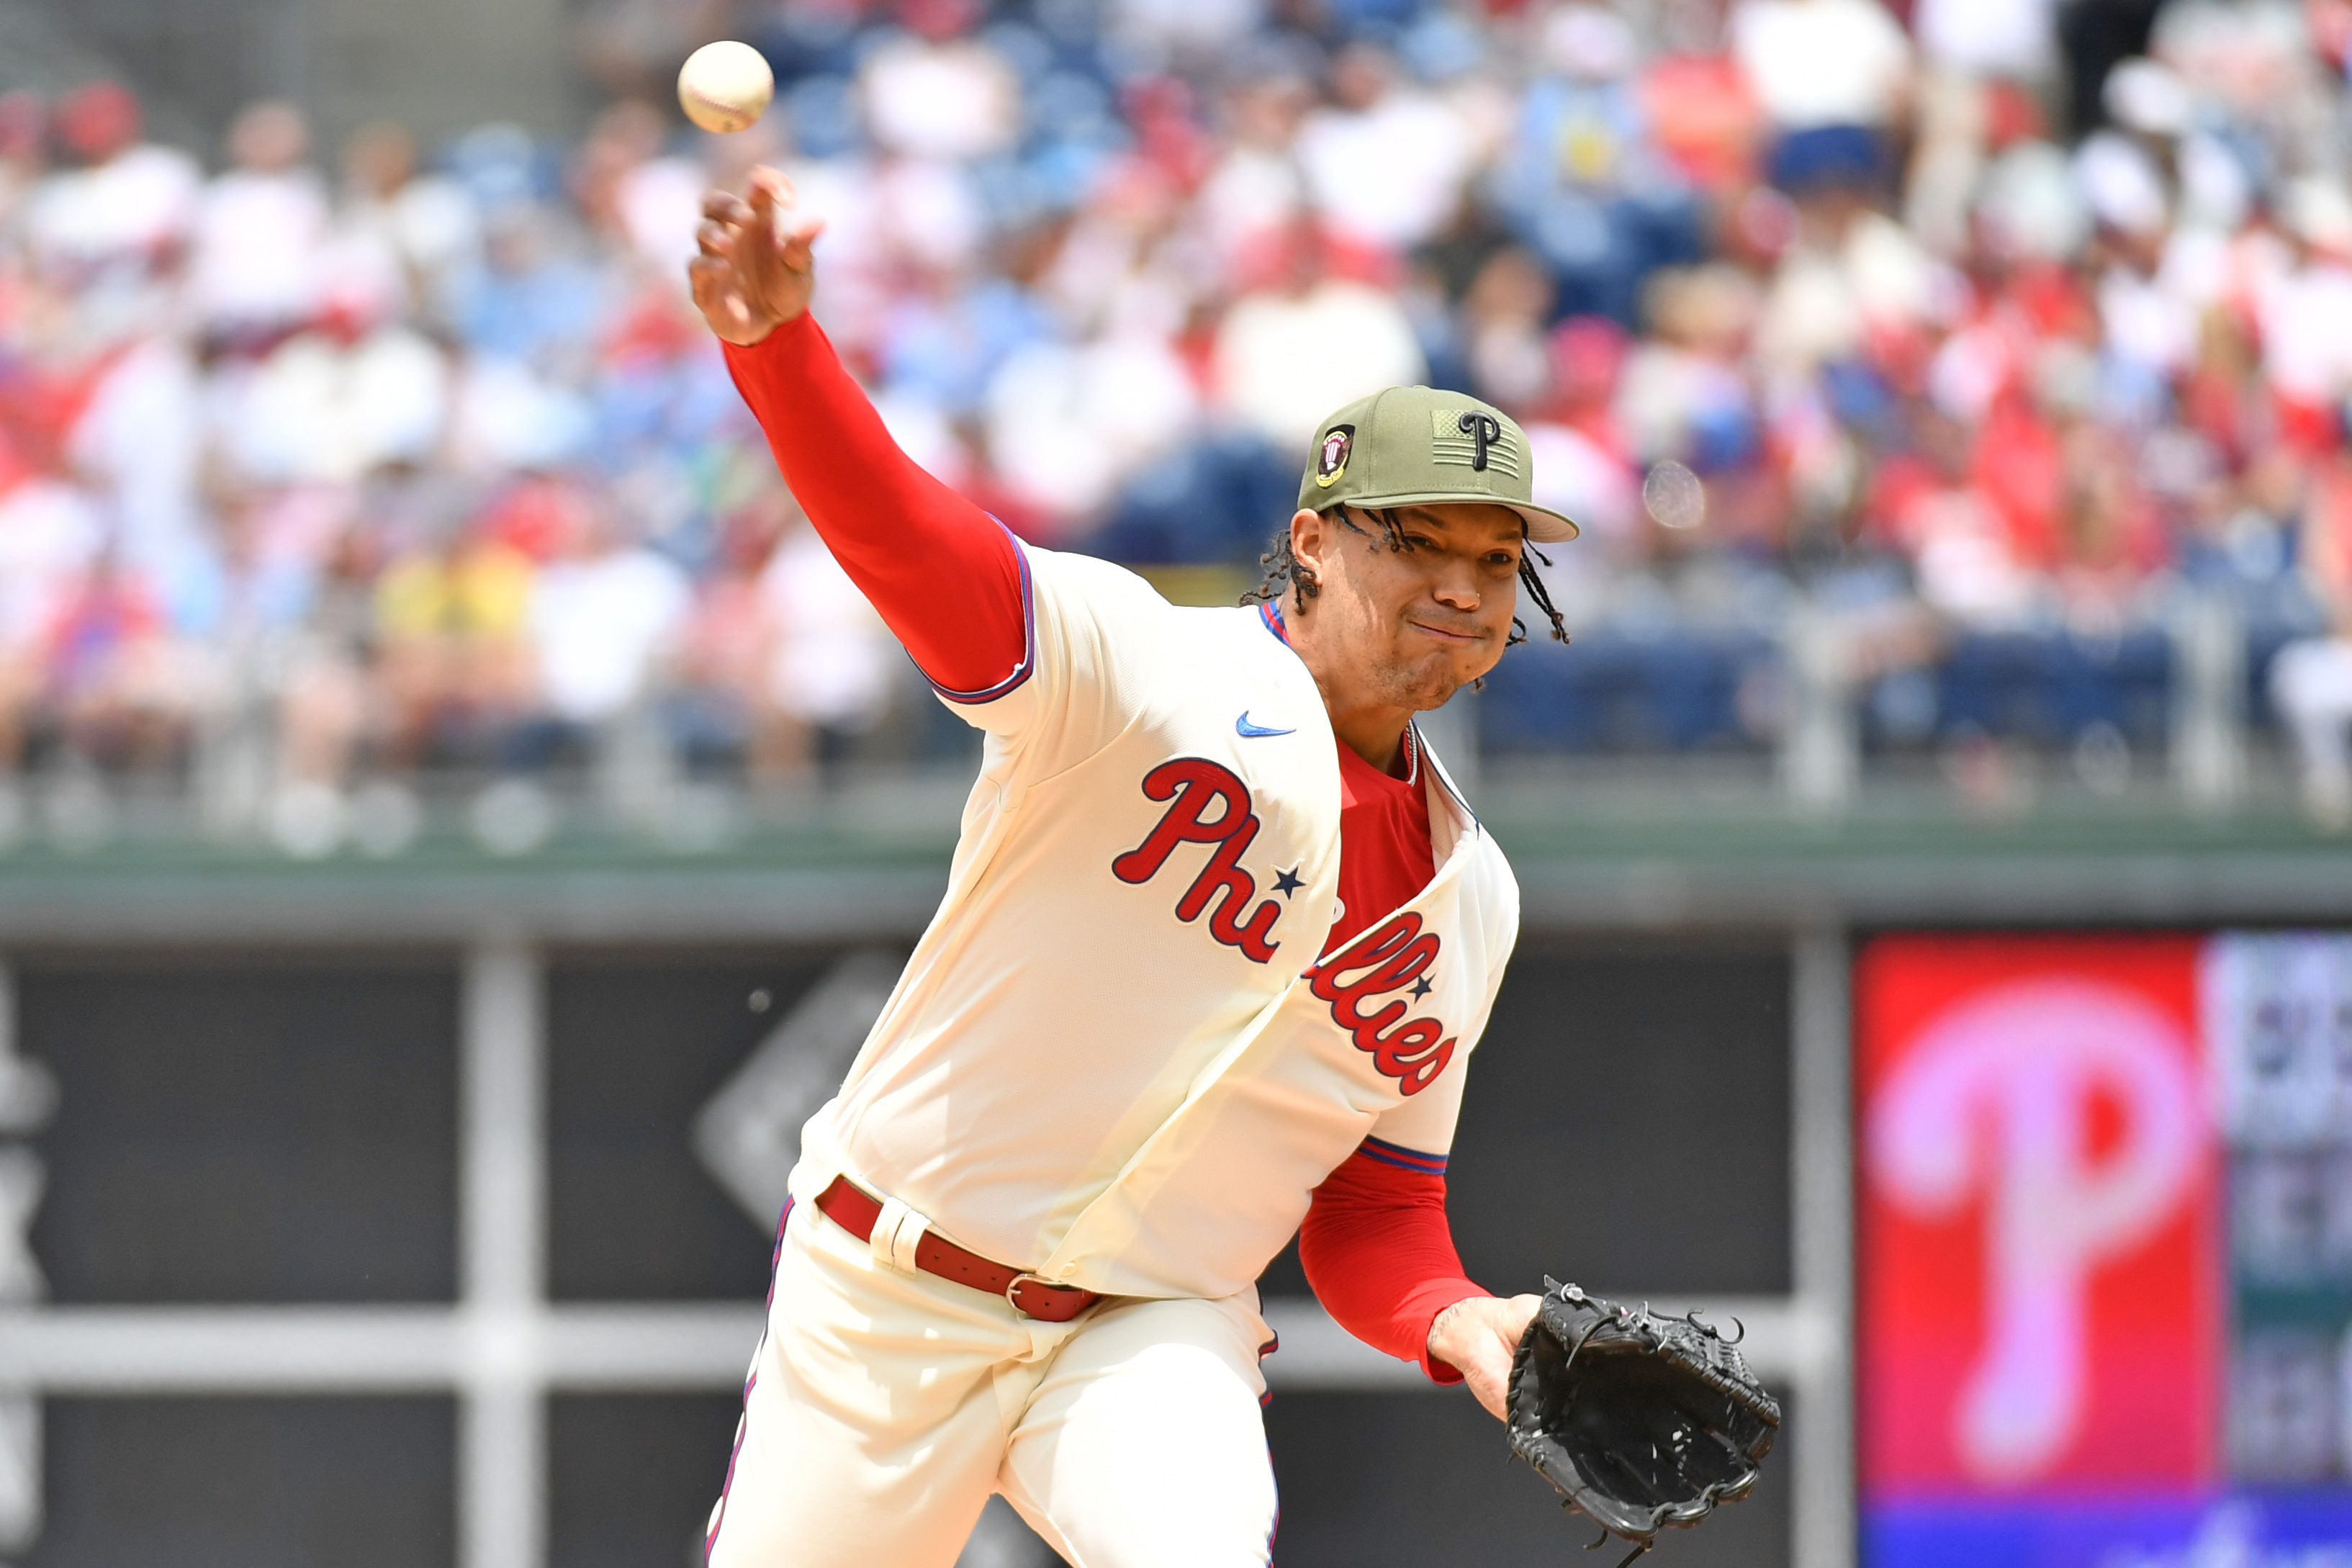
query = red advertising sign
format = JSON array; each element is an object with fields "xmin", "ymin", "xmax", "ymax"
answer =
[{"xmin": 1857, "ymin": 933, "xmax": 2221, "ymax": 1495}]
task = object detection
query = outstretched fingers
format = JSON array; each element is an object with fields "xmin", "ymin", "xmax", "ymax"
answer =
[
  {"xmin": 742, "ymin": 168, "xmax": 823, "ymax": 267},
  {"xmin": 779, "ymin": 213, "xmax": 827, "ymax": 272},
  {"xmin": 744, "ymin": 165, "xmax": 794, "ymax": 209}
]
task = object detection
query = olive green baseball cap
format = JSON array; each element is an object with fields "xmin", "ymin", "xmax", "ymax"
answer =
[{"xmin": 1297, "ymin": 386, "xmax": 1580, "ymax": 543}]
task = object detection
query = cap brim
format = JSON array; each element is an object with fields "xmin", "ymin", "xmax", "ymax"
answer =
[
  {"xmin": 1511, "ymin": 504, "xmax": 1581, "ymax": 544},
  {"xmin": 1335, "ymin": 489, "xmax": 1582, "ymax": 543}
]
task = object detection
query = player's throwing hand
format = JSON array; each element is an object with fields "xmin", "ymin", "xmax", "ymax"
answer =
[{"xmin": 689, "ymin": 167, "xmax": 824, "ymax": 348}]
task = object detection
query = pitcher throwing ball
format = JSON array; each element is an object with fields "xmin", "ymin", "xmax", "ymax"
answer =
[{"xmin": 692, "ymin": 168, "xmax": 1579, "ymax": 1568}]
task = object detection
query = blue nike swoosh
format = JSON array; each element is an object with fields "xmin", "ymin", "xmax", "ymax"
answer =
[{"xmin": 1235, "ymin": 713, "xmax": 1295, "ymax": 738}]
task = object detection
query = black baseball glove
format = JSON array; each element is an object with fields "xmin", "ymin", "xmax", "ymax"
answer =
[{"xmin": 1505, "ymin": 1279, "xmax": 1782, "ymax": 1566}]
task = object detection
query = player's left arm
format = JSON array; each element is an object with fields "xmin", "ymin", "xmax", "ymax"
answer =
[
  {"xmin": 1301, "ymin": 894, "xmax": 1536, "ymax": 1420},
  {"xmin": 1298, "ymin": 1140, "xmax": 1480, "ymax": 1379},
  {"xmin": 1299, "ymin": 1124, "xmax": 1538, "ymax": 1422}
]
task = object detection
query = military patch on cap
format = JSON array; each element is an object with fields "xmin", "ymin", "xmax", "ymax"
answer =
[
  {"xmin": 1314, "ymin": 423, "xmax": 1355, "ymax": 487},
  {"xmin": 1430, "ymin": 408, "xmax": 1522, "ymax": 477}
]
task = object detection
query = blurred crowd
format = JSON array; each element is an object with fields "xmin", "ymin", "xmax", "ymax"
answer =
[{"xmin": 11, "ymin": 0, "xmax": 2352, "ymax": 850}]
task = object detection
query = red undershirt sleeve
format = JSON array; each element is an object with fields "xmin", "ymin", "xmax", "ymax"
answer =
[
  {"xmin": 1299, "ymin": 1143, "xmax": 1492, "ymax": 1385},
  {"xmin": 721, "ymin": 315, "xmax": 1027, "ymax": 696}
]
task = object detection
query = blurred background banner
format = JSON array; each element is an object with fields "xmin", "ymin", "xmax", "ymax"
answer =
[{"xmin": 1857, "ymin": 930, "xmax": 2352, "ymax": 1567}]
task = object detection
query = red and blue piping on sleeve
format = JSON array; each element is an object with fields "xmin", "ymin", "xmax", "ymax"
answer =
[
  {"xmin": 721, "ymin": 314, "xmax": 1033, "ymax": 703},
  {"xmin": 1355, "ymin": 1135, "xmax": 1449, "ymax": 1176},
  {"xmin": 924, "ymin": 521, "xmax": 1036, "ymax": 705},
  {"xmin": 1299, "ymin": 1137, "xmax": 1492, "ymax": 1386}
]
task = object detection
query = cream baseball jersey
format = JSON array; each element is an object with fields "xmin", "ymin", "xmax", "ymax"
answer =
[{"xmin": 789, "ymin": 541, "xmax": 1521, "ymax": 1302}]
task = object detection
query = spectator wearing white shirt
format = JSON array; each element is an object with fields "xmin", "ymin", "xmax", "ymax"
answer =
[
  {"xmin": 757, "ymin": 508, "xmax": 898, "ymax": 775},
  {"xmin": 1110, "ymin": 0, "xmax": 1265, "ymax": 73},
  {"xmin": 1197, "ymin": 60, "xmax": 1314, "ymax": 280},
  {"xmin": 1295, "ymin": 43, "xmax": 1479, "ymax": 254},
  {"xmin": 1914, "ymin": 0, "xmax": 2057, "ymax": 87},
  {"xmin": 337, "ymin": 120, "xmax": 482, "ymax": 328},
  {"xmin": 1210, "ymin": 221, "xmax": 1427, "ymax": 452},
  {"xmin": 19, "ymin": 81, "xmax": 201, "ymax": 287},
  {"xmin": 1731, "ymin": 0, "xmax": 1913, "ymax": 194},
  {"xmin": 186, "ymin": 101, "xmax": 332, "ymax": 349},
  {"xmin": 2271, "ymin": 634, "xmax": 2352, "ymax": 829},
  {"xmin": 523, "ymin": 508, "xmax": 691, "ymax": 752},
  {"xmin": 1902, "ymin": 0, "xmax": 2060, "ymax": 255},
  {"xmin": 219, "ymin": 320, "xmax": 451, "ymax": 485},
  {"xmin": 982, "ymin": 330, "xmax": 1202, "ymax": 530},
  {"xmin": 2253, "ymin": 180, "xmax": 2352, "ymax": 426},
  {"xmin": 860, "ymin": 32, "xmax": 1022, "ymax": 163}
]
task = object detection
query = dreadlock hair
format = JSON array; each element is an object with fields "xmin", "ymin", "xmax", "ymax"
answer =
[{"xmin": 1240, "ymin": 503, "xmax": 1569, "ymax": 649}]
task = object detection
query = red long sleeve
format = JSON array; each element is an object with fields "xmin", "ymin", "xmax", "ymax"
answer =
[
  {"xmin": 722, "ymin": 316, "xmax": 1028, "ymax": 697},
  {"xmin": 1299, "ymin": 1141, "xmax": 1491, "ymax": 1384}
]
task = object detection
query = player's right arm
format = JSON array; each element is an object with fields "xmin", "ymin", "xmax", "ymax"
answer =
[{"xmin": 690, "ymin": 168, "xmax": 1027, "ymax": 699}]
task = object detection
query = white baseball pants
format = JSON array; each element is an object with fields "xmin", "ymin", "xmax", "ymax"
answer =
[{"xmin": 704, "ymin": 1195, "xmax": 1280, "ymax": 1568}]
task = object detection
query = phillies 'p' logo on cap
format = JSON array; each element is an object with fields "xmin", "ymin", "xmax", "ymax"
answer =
[
  {"xmin": 1456, "ymin": 410, "xmax": 1503, "ymax": 471},
  {"xmin": 1314, "ymin": 424, "xmax": 1354, "ymax": 487},
  {"xmin": 1430, "ymin": 408, "xmax": 1521, "ymax": 477}
]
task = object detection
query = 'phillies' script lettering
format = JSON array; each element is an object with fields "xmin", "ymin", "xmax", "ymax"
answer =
[
  {"xmin": 1305, "ymin": 914, "xmax": 1455, "ymax": 1095},
  {"xmin": 1111, "ymin": 758, "xmax": 1285, "ymax": 963}
]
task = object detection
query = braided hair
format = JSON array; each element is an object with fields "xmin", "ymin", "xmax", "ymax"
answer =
[{"xmin": 1240, "ymin": 503, "xmax": 1569, "ymax": 648}]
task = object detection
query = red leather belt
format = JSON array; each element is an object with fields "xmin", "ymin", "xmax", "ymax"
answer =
[{"xmin": 814, "ymin": 1174, "xmax": 1102, "ymax": 1323}]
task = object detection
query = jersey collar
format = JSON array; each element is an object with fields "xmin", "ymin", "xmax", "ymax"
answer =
[{"xmin": 1261, "ymin": 598, "xmax": 1421, "ymax": 788}]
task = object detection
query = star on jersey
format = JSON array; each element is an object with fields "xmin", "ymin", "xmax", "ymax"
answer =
[
  {"xmin": 1273, "ymin": 868, "xmax": 1304, "ymax": 896},
  {"xmin": 1410, "ymin": 976, "xmax": 1433, "ymax": 999}
]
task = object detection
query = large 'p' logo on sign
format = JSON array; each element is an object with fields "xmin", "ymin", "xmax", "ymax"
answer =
[{"xmin": 1867, "ymin": 977, "xmax": 2202, "ymax": 1483}]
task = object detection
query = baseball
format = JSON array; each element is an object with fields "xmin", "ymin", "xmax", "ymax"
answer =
[{"xmin": 678, "ymin": 41, "xmax": 773, "ymax": 134}]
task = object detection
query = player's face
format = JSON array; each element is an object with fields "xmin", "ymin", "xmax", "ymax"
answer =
[{"xmin": 1291, "ymin": 502, "xmax": 1526, "ymax": 711}]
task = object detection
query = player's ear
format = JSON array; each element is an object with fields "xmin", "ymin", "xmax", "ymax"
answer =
[{"xmin": 1288, "ymin": 507, "xmax": 1326, "ymax": 585}]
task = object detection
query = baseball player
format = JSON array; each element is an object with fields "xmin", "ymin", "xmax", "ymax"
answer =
[{"xmin": 690, "ymin": 169, "xmax": 1579, "ymax": 1568}]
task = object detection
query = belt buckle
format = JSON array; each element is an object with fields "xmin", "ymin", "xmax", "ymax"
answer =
[{"xmin": 1006, "ymin": 1272, "xmax": 1081, "ymax": 1322}]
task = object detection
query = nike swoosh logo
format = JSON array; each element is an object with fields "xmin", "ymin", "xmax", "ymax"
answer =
[{"xmin": 1236, "ymin": 712, "xmax": 1295, "ymax": 738}]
